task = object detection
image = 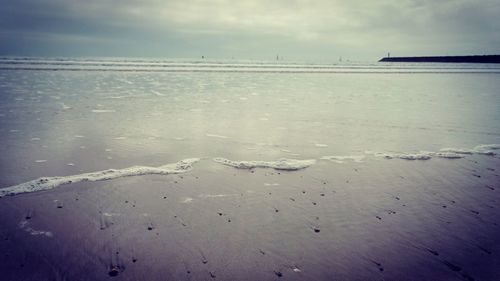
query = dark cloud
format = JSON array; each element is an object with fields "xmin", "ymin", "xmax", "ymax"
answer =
[{"xmin": 0, "ymin": 0, "xmax": 498, "ymax": 60}]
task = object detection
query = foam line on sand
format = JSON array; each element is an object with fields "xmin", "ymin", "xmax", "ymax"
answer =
[
  {"xmin": 213, "ymin": 158, "xmax": 316, "ymax": 171},
  {"xmin": 0, "ymin": 158, "xmax": 200, "ymax": 198},
  {"xmin": 320, "ymin": 155, "xmax": 365, "ymax": 163},
  {"xmin": 368, "ymin": 144, "xmax": 500, "ymax": 160}
]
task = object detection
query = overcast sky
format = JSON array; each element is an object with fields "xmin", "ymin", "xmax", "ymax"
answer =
[{"xmin": 0, "ymin": 0, "xmax": 499, "ymax": 61}]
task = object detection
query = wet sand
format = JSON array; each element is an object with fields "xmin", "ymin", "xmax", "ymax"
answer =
[{"xmin": 1, "ymin": 156, "xmax": 500, "ymax": 280}]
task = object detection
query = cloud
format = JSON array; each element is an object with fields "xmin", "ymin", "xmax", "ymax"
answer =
[{"xmin": 0, "ymin": 0, "xmax": 499, "ymax": 60}]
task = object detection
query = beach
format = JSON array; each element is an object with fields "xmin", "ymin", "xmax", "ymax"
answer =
[{"xmin": 1, "ymin": 58, "xmax": 500, "ymax": 280}]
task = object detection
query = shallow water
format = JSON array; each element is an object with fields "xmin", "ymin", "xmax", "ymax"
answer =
[{"xmin": 0, "ymin": 58, "xmax": 499, "ymax": 280}]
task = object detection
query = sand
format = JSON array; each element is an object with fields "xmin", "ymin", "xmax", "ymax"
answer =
[{"xmin": 1, "ymin": 156, "xmax": 499, "ymax": 280}]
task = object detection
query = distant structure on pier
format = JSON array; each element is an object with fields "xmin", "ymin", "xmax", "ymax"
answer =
[{"xmin": 379, "ymin": 55, "xmax": 500, "ymax": 63}]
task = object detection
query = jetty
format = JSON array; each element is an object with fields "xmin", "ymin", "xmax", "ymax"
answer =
[{"xmin": 379, "ymin": 55, "xmax": 500, "ymax": 63}]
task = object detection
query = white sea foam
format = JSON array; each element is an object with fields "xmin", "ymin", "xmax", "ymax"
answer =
[
  {"xmin": 19, "ymin": 220, "xmax": 53, "ymax": 237},
  {"xmin": 206, "ymin": 134, "xmax": 229, "ymax": 139},
  {"xmin": 397, "ymin": 153, "xmax": 433, "ymax": 160},
  {"xmin": 432, "ymin": 152, "xmax": 465, "ymax": 159},
  {"xmin": 198, "ymin": 194, "xmax": 238, "ymax": 198},
  {"xmin": 281, "ymin": 149, "xmax": 300, "ymax": 156},
  {"xmin": 151, "ymin": 90, "xmax": 165, "ymax": 96},
  {"xmin": 0, "ymin": 158, "xmax": 200, "ymax": 198},
  {"xmin": 321, "ymin": 155, "xmax": 365, "ymax": 163},
  {"xmin": 475, "ymin": 144, "xmax": 500, "ymax": 150},
  {"xmin": 91, "ymin": 109, "xmax": 116, "ymax": 113},
  {"xmin": 439, "ymin": 148, "xmax": 474, "ymax": 154},
  {"xmin": 213, "ymin": 158, "xmax": 316, "ymax": 171},
  {"xmin": 472, "ymin": 144, "xmax": 500, "ymax": 155},
  {"xmin": 102, "ymin": 212, "xmax": 120, "ymax": 217},
  {"xmin": 368, "ymin": 144, "xmax": 500, "ymax": 161},
  {"xmin": 373, "ymin": 152, "xmax": 433, "ymax": 160},
  {"xmin": 439, "ymin": 144, "xmax": 500, "ymax": 156},
  {"xmin": 315, "ymin": 143, "xmax": 328, "ymax": 148},
  {"xmin": 181, "ymin": 197, "xmax": 194, "ymax": 203},
  {"xmin": 60, "ymin": 103, "xmax": 72, "ymax": 110},
  {"xmin": 105, "ymin": 94, "xmax": 151, "ymax": 99}
]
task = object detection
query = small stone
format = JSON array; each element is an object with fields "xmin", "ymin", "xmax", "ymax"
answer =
[{"xmin": 108, "ymin": 267, "xmax": 120, "ymax": 277}]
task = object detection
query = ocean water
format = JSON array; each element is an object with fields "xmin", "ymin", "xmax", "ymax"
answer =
[
  {"xmin": 0, "ymin": 57, "xmax": 499, "ymax": 280},
  {"xmin": 0, "ymin": 58, "xmax": 499, "ymax": 185}
]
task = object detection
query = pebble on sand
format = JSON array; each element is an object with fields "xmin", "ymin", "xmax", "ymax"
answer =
[{"xmin": 108, "ymin": 267, "xmax": 120, "ymax": 277}]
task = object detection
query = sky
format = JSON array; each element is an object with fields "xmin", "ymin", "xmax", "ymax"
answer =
[{"xmin": 0, "ymin": 0, "xmax": 499, "ymax": 62}]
